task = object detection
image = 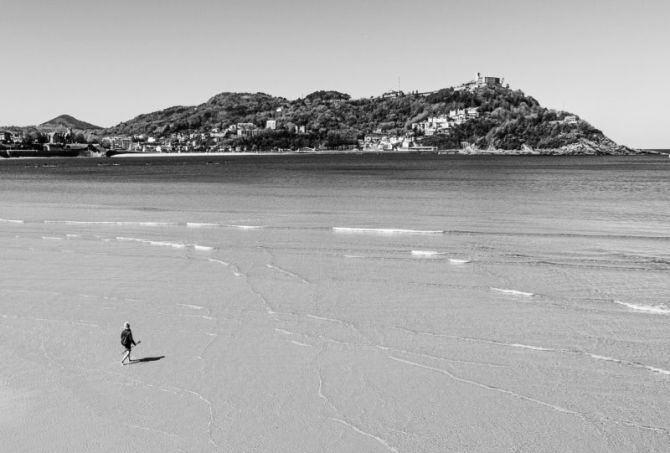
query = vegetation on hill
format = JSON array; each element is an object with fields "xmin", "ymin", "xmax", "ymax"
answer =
[
  {"xmin": 40, "ymin": 114, "xmax": 102, "ymax": 130},
  {"xmin": 100, "ymin": 85, "xmax": 628, "ymax": 153}
]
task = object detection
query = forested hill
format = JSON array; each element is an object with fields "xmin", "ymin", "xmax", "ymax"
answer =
[{"xmin": 103, "ymin": 85, "xmax": 632, "ymax": 153}]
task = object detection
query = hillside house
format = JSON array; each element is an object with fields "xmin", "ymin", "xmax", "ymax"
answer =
[
  {"xmin": 237, "ymin": 123, "xmax": 260, "ymax": 137},
  {"xmin": 0, "ymin": 131, "xmax": 13, "ymax": 144}
]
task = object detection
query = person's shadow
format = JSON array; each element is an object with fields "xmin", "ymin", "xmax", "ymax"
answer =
[{"xmin": 129, "ymin": 356, "xmax": 165, "ymax": 364}]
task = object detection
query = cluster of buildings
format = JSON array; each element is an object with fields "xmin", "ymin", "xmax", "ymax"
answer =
[
  {"xmin": 101, "ymin": 119, "xmax": 310, "ymax": 152},
  {"xmin": 0, "ymin": 130, "xmax": 23, "ymax": 144},
  {"xmin": 361, "ymin": 134, "xmax": 436, "ymax": 151},
  {"xmin": 412, "ymin": 107, "xmax": 480, "ymax": 136}
]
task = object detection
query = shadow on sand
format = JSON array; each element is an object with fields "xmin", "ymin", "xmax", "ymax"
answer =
[{"xmin": 127, "ymin": 356, "xmax": 166, "ymax": 364}]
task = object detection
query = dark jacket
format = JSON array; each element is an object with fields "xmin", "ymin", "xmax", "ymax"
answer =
[{"xmin": 120, "ymin": 328, "xmax": 136, "ymax": 349}]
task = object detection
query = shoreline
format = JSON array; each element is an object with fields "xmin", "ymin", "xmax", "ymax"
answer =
[{"xmin": 0, "ymin": 148, "xmax": 662, "ymax": 161}]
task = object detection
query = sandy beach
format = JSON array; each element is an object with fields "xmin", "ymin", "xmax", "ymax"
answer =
[{"xmin": 1, "ymin": 155, "xmax": 669, "ymax": 452}]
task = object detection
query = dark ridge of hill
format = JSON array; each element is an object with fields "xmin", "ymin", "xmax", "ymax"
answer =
[
  {"xmin": 40, "ymin": 114, "xmax": 102, "ymax": 130},
  {"xmin": 101, "ymin": 86, "xmax": 634, "ymax": 154}
]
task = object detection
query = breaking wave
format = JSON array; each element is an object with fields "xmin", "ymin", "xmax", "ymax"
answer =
[
  {"xmin": 614, "ymin": 300, "xmax": 670, "ymax": 315},
  {"xmin": 333, "ymin": 227, "xmax": 444, "ymax": 235},
  {"xmin": 449, "ymin": 258, "xmax": 471, "ymax": 264}
]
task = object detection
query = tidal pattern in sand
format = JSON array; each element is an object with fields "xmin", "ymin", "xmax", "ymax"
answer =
[{"xmin": 0, "ymin": 154, "xmax": 668, "ymax": 452}]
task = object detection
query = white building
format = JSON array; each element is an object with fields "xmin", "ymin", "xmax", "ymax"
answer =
[{"xmin": 266, "ymin": 120, "xmax": 277, "ymax": 130}]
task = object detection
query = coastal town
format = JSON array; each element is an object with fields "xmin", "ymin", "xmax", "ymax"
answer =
[{"xmin": 0, "ymin": 73, "xmax": 637, "ymax": 157}]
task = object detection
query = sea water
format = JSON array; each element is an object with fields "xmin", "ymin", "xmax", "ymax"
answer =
[{"xmin": 0, "ymin": 154, "xmax": 668, "ymax": 452}]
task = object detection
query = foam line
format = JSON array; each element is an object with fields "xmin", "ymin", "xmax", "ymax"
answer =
[
  {"xmin": 614, "ymin": 300, "xmax": 670, "ymax": 315},
  {"xmin": 306, "ymin": 314, "xmax": 354, "ymax": 328},
  {"xmin": 208, "ymin": 258, "xmax": 243, "ymax": 277},
  {"xmin": 193, "ymin": 245, "xmax": 214, "ymax": 252},
  {"xmin": 491, "ymin": 287, "xmax": 534, "ymax": 297},
  {"xmin": 389, "ymin": 356, "xmax": 579, "ymax": 416},
  {"xmin": 449, "ymin": 258, "xmax": 471, "ymax": 264},
  {"xmin": 398, "ymin": 326, "xmax": 670, "ymax": 377},
  {"xmin": 0, "ymin": 218, "xmax": 24, "ymax": 224},
  {"xmin": 334, "ymin": 227, "xmax": 444, "ymax": 235},
  {"xmin": 330, "ymin": 418, "xmax": 400, "ymax": 453},
  {"xmin": 42, "ymin": 236, "xmax": 63, "ymax": 240},
  {"xmin": 509, "ymin": 343, "xmax": 556, "ymax": 352},
  {"xmin": 589, "ymin": 354, "xmax": 670, "ymax": 376},
  {"xmin": 266, "ymin": 264, "xmax": 309, "ymax": 283},
  {"xmin": 290, "ymin": 340, "xmax": 312, "ymax": 347},
  {"xmin": 177, "ymin": 304, "xmax": 205, "ymax": 310},
  {"xmin": 376, "ymin": 345, "xmax": 507, "ymax": 368}
]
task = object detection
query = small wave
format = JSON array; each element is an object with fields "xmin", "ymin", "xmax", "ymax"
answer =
[
  {"xmin": 411, "ymin": 250, "xmax": 443, "ymax": 258},
  {"xmin": 290, "ymin": 340, "xmax": 312, "ymax": 347},
  {"xmin": 116, "ymin": 237, "xmax": 185, "ymax": 249},
  {"xmin": 193, "ymin": 245, "xmax": 214, "ymax": 252},
  {"xmin": 177, "ymin": 304, "xmax": 204, "ymax": 310},
  {"xmin": 149, "ymin": 240, "xmax": 186, "ymax": 249},
  {"xmin": 491, "ymin": 287, "xmax": 534, "ymax": 297},
  {"xmin": 0, "ymin": 218, "xmax": 24, "ymax": 224},
  {"xmin": 334, "ymin": 227, "xmax": 444, "ymax": 235},
  {"xmin": 449, "ymin": 258, "xmax": 471, "ymax": 264},
  {"xmin": 343, "ymin": 254, "xmax": 364, "ymax": 259},
  {"xmin": 42, "ymin": 236, "xmax": 63, "ymax": 241},
  {"xmin": 46, "ymin": 220, "xmax": 173, "ymax": 227},
  {"xmin": 614, "ymin": 300, "xmax": 670, "ymax": 315},
  {"xmin": 227, "ymin": 225, "xmax": 264, "ymax": 230},
  {"xmin": 65, "ymin": 234, "xmax": 81, "ymax": 239},
  {"xmin": 274, "ymin": 328, "xmax": 296, "ymax": 336},
  {"xmin": 186, "ymin": 222, "xmax": 221, "ymax": 228}
]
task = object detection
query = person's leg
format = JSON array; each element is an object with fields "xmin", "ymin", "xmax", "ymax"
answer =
[{"xmin": 121, "ymin": 348, "xmax": 130, "ymax": 364}]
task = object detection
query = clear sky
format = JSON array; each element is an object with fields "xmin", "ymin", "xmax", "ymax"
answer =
[{"xmin": 0, "ymin": 0, "xmax": 668, "ymax": 148}]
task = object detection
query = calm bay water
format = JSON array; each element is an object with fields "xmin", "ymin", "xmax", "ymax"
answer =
[{"xmin": 1, "ymin": 154, "xmax": 669, "ymax": 452}]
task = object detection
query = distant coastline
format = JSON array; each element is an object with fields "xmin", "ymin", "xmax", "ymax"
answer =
[{"xmin": 0, "ymin": 73, "xmax": 645, "ymax": 157}]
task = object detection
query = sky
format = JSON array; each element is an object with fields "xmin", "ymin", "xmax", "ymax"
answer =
[{"xmin": 0, "ymin": 0, "xmax": 668, "ymax": 148}]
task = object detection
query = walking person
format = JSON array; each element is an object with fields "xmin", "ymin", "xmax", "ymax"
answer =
[{"xmin": 120, "ymin": 322, "xmax": 139, "ymax": 365}]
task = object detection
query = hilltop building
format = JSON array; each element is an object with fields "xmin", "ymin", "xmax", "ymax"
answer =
[{"xmin": 455, "ymin": 73, "xmax": 504, "ymax": 92}]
